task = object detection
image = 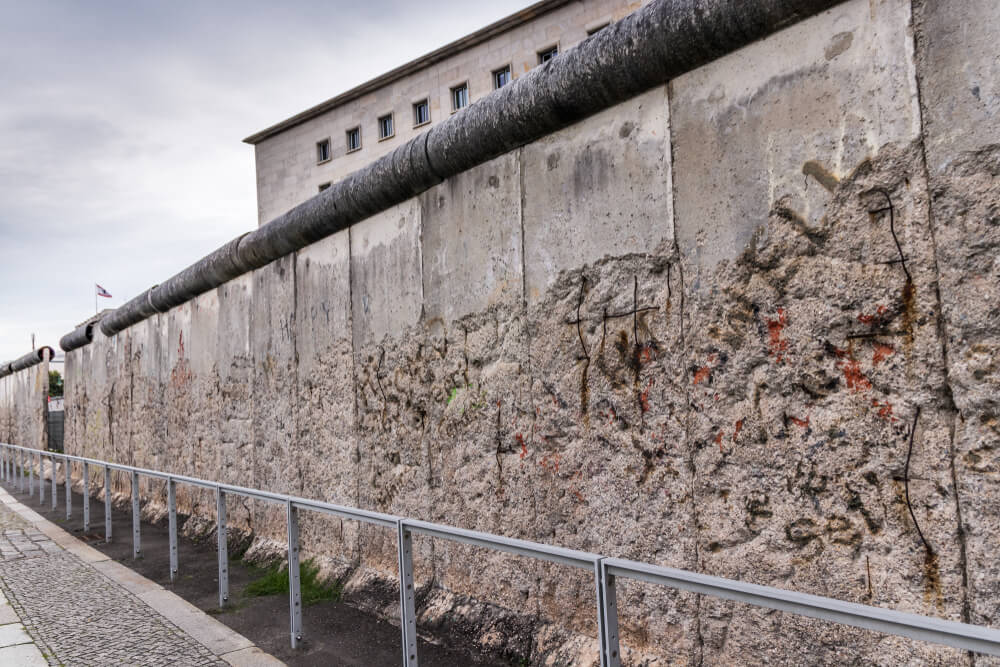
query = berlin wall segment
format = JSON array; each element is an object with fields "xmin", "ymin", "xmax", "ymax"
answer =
[{"xmin": 50, "ymin": 0, "xmax": 1000, "ymax": 664}]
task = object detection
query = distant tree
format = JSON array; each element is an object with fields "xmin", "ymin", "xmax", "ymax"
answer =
[{"xmin": 49, "ymin": 370, "xmax": 64, "ymax": 397}]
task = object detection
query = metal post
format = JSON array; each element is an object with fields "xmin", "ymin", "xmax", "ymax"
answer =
[
  {"xmin": 286, "ymin": 501, "xmax": 302, "ymax": 649},
  {"xmin": 51, "ymin": 456, "xmax": 58, "ymax": 511},
  {"xmin": 131, "ymin": 471, "xmax": 141, "ymax": 559},
  {"xmin": 397, "ymin": 520, "xmax": 419, "ymax": 666},
  {"xmin": 65, "ymin": 456, "xmax": 71, "ymax": 520},
  {"xmin": 2, "ymin": 447, "xmax": 6, "ymax": 481},
  {"xmin": 83, "ymin": 464, "xmax": 90, "ymax": 532},
  {"xmin": 38, "ymin": 453, "xmax": 45, "ymax": 506},
  {"xmin": 168, "ymin": 478, "xmax": 178, "ymax": 582},
  {"xmin": 216, "ymin": 487, "xmax": 229, "ymax": 607},
  {"xmin": 104, "ymin": 465, "xmax": 112, "ymax": 543},
  {"xmin": 597, "ymin": 558, "xmax": 621, "ymax": 667},
  {"xmin": 19, "ymin": 449, "xmax": 24, "ymax": 492},
  {"xmin": 28, "ymin": 451, "xmax": 34, "ymax": 497}
]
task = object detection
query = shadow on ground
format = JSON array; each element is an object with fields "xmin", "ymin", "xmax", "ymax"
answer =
[{"xmin": 1, "ymin": 476, "xmax": 511, "ymax": 667}]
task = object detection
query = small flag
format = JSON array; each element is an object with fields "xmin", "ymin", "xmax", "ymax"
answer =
[{"xmin": 96, "ymin": 284, "xmax": 112, "ymax": 298}]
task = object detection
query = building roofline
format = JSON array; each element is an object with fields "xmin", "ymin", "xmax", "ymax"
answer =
[{"xmin": 242, "ymin": 0, "xmax": 576, "ymax": 145}]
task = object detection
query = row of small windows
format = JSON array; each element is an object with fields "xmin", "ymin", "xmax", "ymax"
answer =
[{"xmin": 314, "ymin": 43, "xmax": 576, "ymax": 165}]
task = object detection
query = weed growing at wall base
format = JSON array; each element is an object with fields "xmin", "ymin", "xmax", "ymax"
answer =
[{"xmin": 243, "ymin": 558, "xmax": 343, "ymax": 606}]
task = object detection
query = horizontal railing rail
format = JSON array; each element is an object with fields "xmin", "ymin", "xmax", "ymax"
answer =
[{"xmin": 1, "ymin": 442, "xmax": 998, "ymax": 666}]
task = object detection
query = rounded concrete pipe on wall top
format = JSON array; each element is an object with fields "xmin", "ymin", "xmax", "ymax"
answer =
[
  {"xmin": 99, "ymin": 286, "xmax": 160, "ymax": 338},
  {"xmin": 7, "ymin": 347, "xmax": 55, "ymax": 373},
  {"xmin": 59, "ymin": 322, "xmax": 97, "ymax": 353}
]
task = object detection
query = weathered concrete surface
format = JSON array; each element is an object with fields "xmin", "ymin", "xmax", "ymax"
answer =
[
  {"xmin": 421, "ymin": 153, "xmax": 523, "ymax": 323},
  {"xmin": 671, "ymin": 0, "xmax": 921, "ymax": 276},
  {"xmin": 667, "ymin": 0, "xmax": 970, "ymax": 663},
  {"xmin": 350, "ymin": 200, "xmax": 423, "ymax": 347},
  {"xmin": 0, "ymin": 357, "xmax": 49, "ymax": 452},
  {"xmin": 913, "ymin": 1, "xmax": 1000, "ymax": 661},
  {"xmin": 522, "ymin": 85, "xmax": 673, "ymax": 303},
  {"xmin": 294, "ymin": 230, "xmax": 358, "ymax": 563},
  {"xmin": 60, "ymin": 2, "xmax": 1000, "ymax": 665}
]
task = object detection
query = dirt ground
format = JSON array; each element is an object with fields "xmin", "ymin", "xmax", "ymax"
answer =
[{"xmin": 1, "ymin": 476, "xmax": 510, "ymax": 667}]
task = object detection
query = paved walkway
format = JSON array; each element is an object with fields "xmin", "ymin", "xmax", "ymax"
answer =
[{"xmin": 0, "ymin": 485, "xmax": 281, "ymax": 666}]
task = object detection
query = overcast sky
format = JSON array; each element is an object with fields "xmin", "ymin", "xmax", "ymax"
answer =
[{"xmin": 0, "ymin": 0, "xmax": 533, "ymax": 363}]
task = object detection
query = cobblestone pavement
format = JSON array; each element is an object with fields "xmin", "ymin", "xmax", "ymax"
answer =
[{"xmin": 0, "ymin": 500, "xmax": 226, "ymax": 666}]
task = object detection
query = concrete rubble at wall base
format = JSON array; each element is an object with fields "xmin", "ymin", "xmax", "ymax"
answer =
[{"xmin": 47, "ymin": 0, "xmax": 1000, "ymax": 664}]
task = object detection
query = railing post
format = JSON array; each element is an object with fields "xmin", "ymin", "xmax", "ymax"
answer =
[
  {"xmin": 65, "ymin": 456, "xmax": 71, "ymax": 520},
  {"xmin": 397, "ymin": 519, "xmax": 419, "ymax": 667},
  {"xmin": 286, "ymin": 500, "xmax": 302, "ymax": 649},
  {"xmin": 131, "ymin": 471, "xmax": 141, "ymax": 559},
  {"xmin": 597, "ymin": 558, "xmax": 621, "ymax": 667},
  {"xmin": 38, "ymin": 453, "xmax": 45, "ymax": 506},
  {"xmin": 51, "ymin": 456, "xmax": 58, "ymax": 511},
  {"xmin": 83, "ymin": 464, "xmax": 90, "ymax": 532},
  {"xmin": 28, "ymin": 451, "xmax": 34, "ymax": 497},
  {"xmin": 104, "ymin": 465, "xmax": 112, "ymax": 543},
  {"xmin": 216, "ymin": 487, "xmax": 229, "ymax": 607},
  {"xmin": 19, "ymin": 449, "xmax": 25, "ymax": 492},
  {"xmin": 2, "ymin": 447, "xmax": 6, "ymax": 481},
  {"xmin": 168, "ymin": 478, "xmax": 178, "ymax": 582}
]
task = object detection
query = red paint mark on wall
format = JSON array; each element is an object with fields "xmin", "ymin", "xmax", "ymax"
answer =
[
  {"xmin": 693, "ymin": 366, "xmax": 711, "ymax": 385},
  {"xmin": 767, "ymin": 308, "xmax": 789, "ymax": 363},
  {"xmin": 834, "ymin": 347, "xmax": 872, "ymax": 392},
  {"xmin": 516, "ymin": 433, "xmax": 527, "ymax": 460},
  {"xmin": 857, "ymin": 305, "xmax": 888, "ymax": 325},
  {"xmin": 714, "ymin": 430, "xmax": 725, "ymax": 452},
  {"xmin": 733, "ymin": 419, "xmax": 744, "ymax": 441},
  {"xmin": 872, "ymin": 399, "xmax": 898, "ymax": 422},
  {"xmin": 872, "ymin": 344, "xmax": 895, "ymax": 366},
  {"xmin": 539, "ymin": 453, "xmax": 560, "ymax": 473},
  {"xmin": 640, "ymin": 379, "xmax": 653, "ymax": 412},
  {"xmin": 789, "ymin": 415, "xmax": 810, "ymax": 429},
  {"xmin": 569, "ymin": 470, "xmax": 584, "ymax": 503}
]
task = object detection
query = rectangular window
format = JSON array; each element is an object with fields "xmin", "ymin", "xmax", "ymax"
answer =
[
  {"xmin": 346, "ymin": 127, "xmax": 361, "ymax": 152},
  {"xmin": 493, "ymin": 66, "xmax": 511, "ymax": 89},
  {"xmin": 451, "ymin": 83, "xmax": 468, "ymax": 111},
  {"xmin": 316, "ymin": 138, "xmax": 331, "ymax": 163},
  {"xmin": 538, "ymin": 46, "xmax": 559, "ymax": 64},
  {"xmin": 318, "ymin": 182, "xmax": 331, "ymax": 192},
  {"xmin": 413, "ymin": 100, "xmax": 429, "ymax": 127},
  {"xmin": 378, "ymin": 113, "xmax": 394, "ymax": 140}
]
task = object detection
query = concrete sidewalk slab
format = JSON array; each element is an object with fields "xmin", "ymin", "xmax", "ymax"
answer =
[{"xmin": 0, "ymin": 641, "xmax": 48, "ymax": 666}]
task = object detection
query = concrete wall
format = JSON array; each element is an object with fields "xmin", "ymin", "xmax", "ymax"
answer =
[
  {"xmin": 0, "ymin": 358, "xmax": 50, "ymax": 452},
  {"xmin": 252, "ymin": 0, "xmax": 641, "ymax": 225},
  {"xmin": 64, "ymin": 1, "xmax": 1000, "ymax": 664}
]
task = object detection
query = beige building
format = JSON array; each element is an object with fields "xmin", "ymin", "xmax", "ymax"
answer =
[{"xmin": 244, "ymin": 0, "xmax": 640, "ymax": 226}]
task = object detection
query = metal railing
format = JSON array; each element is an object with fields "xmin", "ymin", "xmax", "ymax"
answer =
[{"xmin": 1, "ymin": 442, "xmax": 999, "ymax": 665}]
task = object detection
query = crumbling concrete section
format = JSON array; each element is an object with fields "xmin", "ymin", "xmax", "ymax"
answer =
[
  {"xmin": 60, "ymin": 0, "xmax": 1000, "ymax": 664},
  {"xmin": 0, "ymin": 358, "xmax": 50, "ymax": 453},
  {"xmin": 913, "ymin": 1, "xmax": 1000, "ymax": 659}
]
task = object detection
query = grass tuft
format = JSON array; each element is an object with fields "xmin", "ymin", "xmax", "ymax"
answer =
[{"xmin": 243, "ymin": 558, "xmax": 342, "ymax": 606}]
